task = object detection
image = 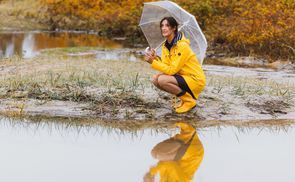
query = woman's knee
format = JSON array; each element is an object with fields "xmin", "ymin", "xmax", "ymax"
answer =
[
  {"xmin": 152, "ymin": 74, "xmax": 160, "ymax": 86},
  {"xmin": 157, "ymin": 75, "xmax": 169, "ymax": 87}
]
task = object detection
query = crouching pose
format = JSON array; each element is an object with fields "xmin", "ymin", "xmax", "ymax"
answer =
[
  {"xmin": 143, "ymin": 122, "xmax": 204, "ymax": 182},
  {"xmin": 144, "ymin": 17, "xmax": 206, "ymax": 113}
]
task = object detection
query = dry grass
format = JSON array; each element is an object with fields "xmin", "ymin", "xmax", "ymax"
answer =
[
  {"xmin": 1, "ymin": 48, "xmax": 294, "ymax": 106},
  {"xmin": 0, "ymin": 49, "xmax": 163, "ymax": 119},
  {"xmin": 0, "ymin": 50, "xmax": 153, "ymax": 98},
  {"xmin": 206, "ymin": 74, "xmax": 295, "ymax": 100},
  {"xmin": 0, "ymin": 0, "xmax": 48, "ymax": 30},
  {"xmin": 1, "ymin": 115, "xmax": 294, "ymax": 136},
  {"xmin": 0, "ymin": 48, "xmax": 294, "ymax": 120}
]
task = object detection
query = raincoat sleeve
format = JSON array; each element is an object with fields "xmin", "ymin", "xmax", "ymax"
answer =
[
  {"xmin": 151, "ymin": 42, "xmax": 190, "ymax": 75},
  {"xmin": 149, "ymin": 161, "xmax": 187, "ymax": 182},
  {"xmin": 154, "ymin": 56, "xmax": 162, "ymax": 62}
]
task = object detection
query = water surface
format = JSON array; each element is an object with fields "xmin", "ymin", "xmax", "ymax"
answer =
[
  {"xmin": 0, "ymin": 118, "xmax": 294, "ymax": 182},
  {"xmin": 0, "ymin": 32, "xmax": 123, "ymax": 58}
]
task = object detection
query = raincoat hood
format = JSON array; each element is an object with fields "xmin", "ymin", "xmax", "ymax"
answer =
[{"xmin": 177, "ymin": 32, "xmax": 190, "ymax": 45}]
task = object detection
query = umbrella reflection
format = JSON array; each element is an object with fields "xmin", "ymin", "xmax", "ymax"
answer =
[{"xmin": 144, "ymin": 122, "xmax": 204, "ymax": 182}]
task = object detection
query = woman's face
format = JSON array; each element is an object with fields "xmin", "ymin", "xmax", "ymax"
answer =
[{"xmin": 161, "ymin": 20, "xmax": 175, "ymax": 38}]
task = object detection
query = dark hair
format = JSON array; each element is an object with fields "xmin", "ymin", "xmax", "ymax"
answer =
[{"xmin": 160, "ymin": 17, "xmax": 178, "ymax": 34}]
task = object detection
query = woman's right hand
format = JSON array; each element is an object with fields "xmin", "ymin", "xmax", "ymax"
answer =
[
  {"xmin": 144, "ymin": 48, "xmax": 156, "ymax": 64},
  {"xmin": 143, "ymin": 172, "xmax": 154, "ymax": 182}
]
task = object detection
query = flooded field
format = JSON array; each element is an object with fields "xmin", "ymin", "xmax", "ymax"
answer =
[
  {"xmin": 204, "ymin": 65, "xmax": 295, "ymax": 85},
  {"xmin": 0, "ymin": 31, "xmax": 124, "ymax": 58},
  {"xmin": 0, "ymin": 117, "xmax": 294, "ymax": 182},
  {"xmin": 0, "ymin": 36, "xmax": 294, "ymax": 120},
  {"xmin": 1, "ymin": 1, "xmax": 295, "ymax": 181}
]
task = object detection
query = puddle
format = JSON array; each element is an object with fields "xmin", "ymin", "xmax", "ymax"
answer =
[
  {"xmin": 204, "ymin": 65, "xmax": 295, "ymax": 85},
  {"xmin": 0, "ymin": 117, "xmax": 294, "ymax": 182},
  {"xmin": 0, "ymin": 31, "xmax": 145, "ymax": 62},
  {"xmin": 0, "ymin": 31, "xmax": 123, "ymax": 58},
  {"xmin": 67, "ymin": 49, "xmax": 143, "ymax": 62},
  {"xmin": 94, "ymin": 49, "xmax": 143, "ymax": 62}
]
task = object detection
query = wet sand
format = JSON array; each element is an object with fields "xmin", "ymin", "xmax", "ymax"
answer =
[{"xmin": 0, "ymin": 53, "xmax": 294, "ymax": 122}]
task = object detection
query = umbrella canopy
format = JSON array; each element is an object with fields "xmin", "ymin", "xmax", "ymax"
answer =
[{"xmin": 139, "ymin": 1, "xmax": 207, "ymax": 64}]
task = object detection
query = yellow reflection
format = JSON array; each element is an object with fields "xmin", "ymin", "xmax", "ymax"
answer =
[{"xmin": 144, "ymin": 122, "xmax": 204, "ymax": 182}]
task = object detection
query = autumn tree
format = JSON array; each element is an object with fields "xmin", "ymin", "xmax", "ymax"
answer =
[{"xmin": 42, "ymin": 0, "xmax": 294, "ymax": 60}]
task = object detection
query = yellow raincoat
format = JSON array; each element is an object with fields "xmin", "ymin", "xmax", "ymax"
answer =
[
  {"xmin": 151, "ymin": 34, "xmax": 206, "ymax": 99},
  {"xmin": 147, "ymin": 123, "xmax": 204, "ymax": 182}
]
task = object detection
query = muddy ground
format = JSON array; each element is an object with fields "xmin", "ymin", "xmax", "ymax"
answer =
[
  {"xmin": 0, "ymin": 48, "xmax": 294, "ymax": 122},
  {"xmin": 1, "ymin": 88, "xmax": 294, "ymax": 121}
]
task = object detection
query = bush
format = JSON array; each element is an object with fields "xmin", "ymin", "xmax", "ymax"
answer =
[{"xmin": 42, "ymin": 0, "xmax": 295, "ymax": 61}]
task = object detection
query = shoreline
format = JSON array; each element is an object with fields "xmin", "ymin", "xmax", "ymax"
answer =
[
  {"xmin": 1, "ymin": 112, "xmax": 295, "ymax": 130},
  {"xmin": 1, "ymin": 89, "xmax": 294, "ymax": 122}
]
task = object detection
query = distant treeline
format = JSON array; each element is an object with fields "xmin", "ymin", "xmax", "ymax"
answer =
[{"xmin": 19, "ymin": 0, "xmax": 295, "ymax": 60}]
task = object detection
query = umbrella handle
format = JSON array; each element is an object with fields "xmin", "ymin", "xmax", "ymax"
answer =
[
  {"xmin": 145, "ymin": 47, "xmax": 151, "ymax": 54},
  {"xmin": 154, "ymin": 40, "xmax": 165, "ymax": 52}
]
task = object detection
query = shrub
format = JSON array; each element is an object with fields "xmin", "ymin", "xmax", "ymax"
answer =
[{"xmin": 42, "ymin": 0, "xmax": 295, "ymax": 60}]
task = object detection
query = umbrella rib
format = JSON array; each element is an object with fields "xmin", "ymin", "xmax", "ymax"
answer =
[
  {"xmin": 185, "ymin": 24, "xmax": 208, "ymax": 46},
  {"xmin": 139, "ymin": 20, "xmax": 160, "ymax": 26},
  {"xmin": 155, "ymin": 40, "xmax": 165, "ymax": 51},
  {"xmin": 146, "ymin": 2, "xmax": 194, "ymax": 20},
  {"xmin": 184, "ymin": 24, "xmax": 201, "ymax": 32}
]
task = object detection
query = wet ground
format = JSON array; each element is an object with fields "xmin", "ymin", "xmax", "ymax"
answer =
[
  {"xmin": 0, "ymin": 117, "xmax": 294, "ymax": 182},
  {"xmin": 1, "ymin": 62, "xmax": 294, "ymax": 121},
  {"xmin": 204, "ymin": 65, "xmax": 295, "ymax": 85},
  {"xmin": 0, "ymin": 31, "xmax": 294, "ymax": 121}
]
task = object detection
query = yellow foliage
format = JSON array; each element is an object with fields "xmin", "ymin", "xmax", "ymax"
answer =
[{"xmin": 41, "ymin": 0, "xmax": 294, "ymax": 60}]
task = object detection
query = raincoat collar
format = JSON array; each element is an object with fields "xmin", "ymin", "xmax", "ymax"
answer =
[{"xmin": 165, "ymin": 32, "xmax": 182, "ymax": 51}]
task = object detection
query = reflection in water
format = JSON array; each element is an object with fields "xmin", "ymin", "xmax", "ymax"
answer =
[
  {"xmin": 0, "ymin": 117, "xmax": 295, "ymax": 182},
  {"xmin": 144, "ymin": 122, "xmax": 204, "ymax": 182},
  {"xmin": 22, "ymin": 33, "xmax": 35, "ymax": 58},
  {"xmin": 5, "ymin": 41, "xmax": 15, "ymax": 57},
  {"xmin": 0, "ymin": 32, "xmax": 122, "ymax": 58},
  {"xmin": 95, "ymin": 50, "xmax": 142, "ymax": 62}
]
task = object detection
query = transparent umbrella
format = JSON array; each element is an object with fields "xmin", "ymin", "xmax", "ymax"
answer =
[{"xmin": 139, "ymin": 0, "xmax": 207, "ymax": 64}]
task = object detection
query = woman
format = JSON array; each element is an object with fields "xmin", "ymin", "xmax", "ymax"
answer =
[
  {"xmin": 144, "ymin": 122, "xmax": 204, "ymax": 182},
  {"xmin": 144, "ymin": 17, "xmax": 206, "ymax": 113}
]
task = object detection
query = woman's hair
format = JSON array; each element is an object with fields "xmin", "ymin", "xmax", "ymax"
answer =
[{"xmin": 160, "ymin": 17, "xmax": 178, "ymax": 34}]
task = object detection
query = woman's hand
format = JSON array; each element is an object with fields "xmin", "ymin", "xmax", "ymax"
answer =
[
  {"xmin": 144, "ymin": 48, "xmax": 156, "ymax": 64},
  {"xmin": 143, "ymin": 172, "xmax": 154, "ymax": 182}
]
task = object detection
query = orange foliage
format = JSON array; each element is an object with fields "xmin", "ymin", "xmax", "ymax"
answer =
[
  {"xmin": 42, "ymin": 0, "xmax": 295, "ymax": 60},
  {"xmin": 220, "ymin": 0, "xmax": 295, "ymax": 59},
  {"xmin": 177, "ymin": 0, "xmax": 295, "ymax": 60},
  {"xmin": 42, "ymin": 0, "xmax": 150, "ymax": 36}
]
